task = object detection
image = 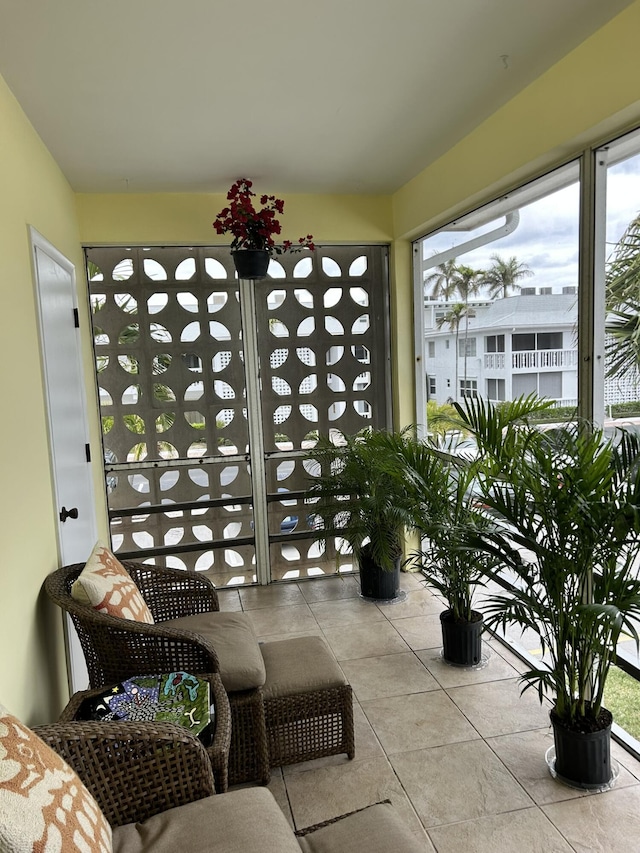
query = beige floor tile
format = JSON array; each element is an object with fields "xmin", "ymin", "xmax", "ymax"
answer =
[
  {"xmin": 214, "ymin": 577, "xmax": 640, "ymax": 851},
  {"xmin": 239, "ymin": 582, "xmax": 306, "ymax": 610},
  {"xmin": 427, "ymin": 807, "xmax": 574, "ymax": 853},
  {"xmin": 399, "ymin": 570, "xmax": 427, "ymax": 591},
  {"xmin": 486, "ymin": 636, "xmax": 530, "ymax": 674},
  {"xmin": 322, "ymin": 620, "xmax": 410, "ymax": 660},
  {"xmin": 282, "ymin": 701, "xmax": 385, "ymax": 776},
  {"xmin": 298, "ymin": 576, "xmax": 360, "ymax": 603},
  {"xmin": 380, "ymin": 589, "xmax": 444, "ymax": 621},
  {"xmin": 543, "ymin": 785, "xmax": 640, "ymax": 852},
  {"xmin": 417, "ymin": 644, "xmax": 519, "ymax": 688},
  {"xmin": 612, "ymin": 738, "xmax": 640, "ymax": 781},
  {"xmin": 246, "ymin": 603, "xmax": 317, "ymax": 636},
  {"xmin": 361, "ymin": 690, "xmax": 479, "ymax": 754},
  {"xmin": 447, "ymin": 677, "xmax": 551, "ymax": 737},
  {"xmin": 309, "ymin": 597, "xmax": 387, "ymax": 628},
  {"xmin": 215, "ymin": 588, "xmax": 243, "ymax": 611},
  {"xmin": 487, "ymin": 727, "xmax": 640, "ymax": 806},
  {"xmin": 266, "ymin": 769, "xmax": 294, "ymax": 827},
  {"xmin": 391, "ymin": 614, "xmax": 444, "ymax": 651},
  {"xmin": 389, "ymin": 740, "xmax": 533, "ymax": 827},
  {"xmin": 487, "ymin": 727, "xmax": 585, "ymax": 806},
  {"xmin": 340, "ymin": 652, "xmax": 439, "ymax": 701},
  {"xmin": 257, "ymin": 627, "xmax": 324, "ymax": 643},
  {"xmin": 284, "ymin": 756, "xmax": 424, "ymax": 834}
]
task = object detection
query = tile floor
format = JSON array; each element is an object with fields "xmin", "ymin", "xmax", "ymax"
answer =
[{"xmin": 217, "ymin": 570, "xmax": 640, "ymax": 852}]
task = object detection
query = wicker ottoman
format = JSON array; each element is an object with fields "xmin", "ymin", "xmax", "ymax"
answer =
[{"xmin": 260, "ymin": 636, "xmax": 355, "ymax": 769}]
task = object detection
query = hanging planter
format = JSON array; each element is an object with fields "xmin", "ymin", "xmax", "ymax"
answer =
[
  {"xmin": 213, "ymin": 179, "xmax": 315, "ymax": 275},
  {"xmin": 231, "ymin": 249, "xmax": 270, "ymax": 280}
]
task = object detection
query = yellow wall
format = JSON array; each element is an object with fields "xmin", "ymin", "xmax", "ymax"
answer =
[
  {"xmin": 2, "ymin": 0, "xmax": 640, "ymax": 723},
  {"xmin": 76, "ymin": 192, "xmax": 393, "ymax": 247},
  {"xmin": 392, "ymin": 0, "xmax": 640, "ymax": 241},
  {"xmin": 0, "ymin": 75, "xmax": 105, "ymax": 721}
]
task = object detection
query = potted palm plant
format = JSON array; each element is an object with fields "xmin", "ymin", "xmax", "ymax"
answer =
[
  {"xmin": 306, "ymin": 428, "xmax": 413, "ymax": 600},
  {"xmin": 456, "ymin": 395, "xmax": 640, "ymax": 788},
  {"xmin": 397, "ymin": 436, "xmax": 494, "ymax": 665},
  {"xmin": 213, "ymin": 178, "xmax": 314, "ymax": 279}
]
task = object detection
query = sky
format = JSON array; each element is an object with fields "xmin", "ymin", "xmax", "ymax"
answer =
[{"xmin": 421, "ymin": 149, "xmax": 640, "ymax": 296}]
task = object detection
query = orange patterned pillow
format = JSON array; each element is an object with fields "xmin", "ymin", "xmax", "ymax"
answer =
[
  {"xmin": 0, "ymin": 703, "xmax": 112, "ymax": 852},
  {"xmin": 71, "ymin": 542, "xmax": 154, "ymax": 623}
]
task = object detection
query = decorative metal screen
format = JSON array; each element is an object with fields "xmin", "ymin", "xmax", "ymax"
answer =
[{"xmin": 86, "ymin": 245, "xmax": 390, "ymax": 586}]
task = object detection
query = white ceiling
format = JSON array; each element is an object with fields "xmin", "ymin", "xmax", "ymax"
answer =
[{"xmin": 0, "ymin": 0, "xmax": 632, "ymax": 194}]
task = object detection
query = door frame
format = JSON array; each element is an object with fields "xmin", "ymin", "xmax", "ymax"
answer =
[{"xmin": 30, "ymin": 226, "xmax": 97, "ymax": 691}]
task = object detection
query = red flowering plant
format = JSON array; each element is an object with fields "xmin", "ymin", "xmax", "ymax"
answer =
[{"xmin": 213, "ymin": 178, "xmax": 314, "ymax": 255}]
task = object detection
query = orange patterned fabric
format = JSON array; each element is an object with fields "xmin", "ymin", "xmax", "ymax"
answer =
[
  {"xmin": 71, "ymin": 542, "xmax": 154, "ymax": 623},
  {"xmin": 0, "ymin": 703, "xmax": 112, "ymax": 852}
]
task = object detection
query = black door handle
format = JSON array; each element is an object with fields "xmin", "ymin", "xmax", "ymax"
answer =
[{"xmin": 59, "ymin": 506, "xmax": 79, "ymax": 522}]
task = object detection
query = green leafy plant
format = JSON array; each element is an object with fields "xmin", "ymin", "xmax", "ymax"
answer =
[
  {"xmin": 397, "ymin": 439, "xmax": 493, "ymax": 622},
  {"xmin": 605, "ymin": 214, "xmax": 640, "ymax": 380},
  {"xmin": 456, "ymin": 395, "xmax": 640, "ymax": 730},
  {"xmin": 306, "ymin": 428, "xmax": 414, "ymax": 572}
]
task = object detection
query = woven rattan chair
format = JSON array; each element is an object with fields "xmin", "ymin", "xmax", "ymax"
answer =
[
  {"xmin": 35, "ymin": 720, "xmax": 218, "ymax": 827},
  {"xmin": 33, "ymin": 721, "xmax": 427, "ymax": 852},
  {"xmin": 57, "ymin": 671, "xmax": 232, "ymax": 793},
  {"xmin": 44, "ymin": 561, "xmax": 269, "ymax": 786},
  {"xmin": 33, "ymin": 720, "xmax": 303, "ymax": 852}
]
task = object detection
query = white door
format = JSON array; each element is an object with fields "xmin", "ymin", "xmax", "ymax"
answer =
[{"xmin": 31, "ymin": 228, "xmax": 96, "ymax": 692}]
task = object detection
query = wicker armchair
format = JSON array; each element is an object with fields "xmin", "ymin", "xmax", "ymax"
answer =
[
  {"xmin": 44, "ymin": 561, "xmax": 269, "ymax": 786},
  {"xmin": 57, "ymin": 671, "xmax": 232, "ymax": 793},
  {"xmin": 34, "ymin": 720, "xmax": 304, "ymax": 852},
  {"xmin": 34, "ymin": 720, "xmax": 216, "ymax": 827},
  {"xmin": 34, "ymin": 721, "xmax": 427, "ymax": 852}
]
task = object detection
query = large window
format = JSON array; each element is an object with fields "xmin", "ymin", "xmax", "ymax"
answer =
[
  {"xmin": 414, "ymin": 131, "xmax": 640, "ymax": 751},
  {"xmin": 418, "ymin": 161, "xmax": 580, "ymax": 418}
]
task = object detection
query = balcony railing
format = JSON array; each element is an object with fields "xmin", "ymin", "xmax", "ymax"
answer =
[{"xmin": 484, "ymin": 349, "xmax": 577, "ymax": 370}]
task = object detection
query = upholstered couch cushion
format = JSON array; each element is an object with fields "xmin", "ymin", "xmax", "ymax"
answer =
[
  {"xmin": 297, "ymin": 801, "xmax": 426, "ymax": 853},
  {"xmin": 71, "ymin": 542, "xmax": 154, "ymax": 623},
  {"xmin": 112, "ymin": 787, "xmax": 300, "ymax": 853},
  {"xmin": 0, "ymin": 703, "xmax": 112, "ymax": 853},
  {"xmin": 162, "ymin": 612, "xmax": 266, "ymax": 692},
  {"xmin": 261, "ymin": 636, "xmax": 347, "ymax": 701}
]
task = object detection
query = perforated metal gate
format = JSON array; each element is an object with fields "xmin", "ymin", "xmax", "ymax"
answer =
[{"xmin": 86, "ymin": 245, "xmax": 391, "ymax": 586}]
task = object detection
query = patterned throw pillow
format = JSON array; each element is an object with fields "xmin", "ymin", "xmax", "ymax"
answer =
[
  {"xmin": 0, "ymin": 703, "xmax": 112, "ymax": 853},
  {"xmin": 71, "ymin": 542, "xmax": 154, "ymax": 623}
]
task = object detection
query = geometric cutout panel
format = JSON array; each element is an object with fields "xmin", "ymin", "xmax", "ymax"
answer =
[{"xmin": 87, "ymin": 244, "xmax": 390, "ymax": 584}]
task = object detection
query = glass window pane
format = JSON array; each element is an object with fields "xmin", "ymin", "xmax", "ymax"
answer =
[{"xmin": 419, "ymin": 161, "xmax": 580, "ymax": 431}]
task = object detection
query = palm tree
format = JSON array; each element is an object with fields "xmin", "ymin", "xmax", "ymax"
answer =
[
  {"xmin": 425, "ymin": 258, "xmax": 458, "ymax": 300},
  {"xmin": 451, "ymin": 265, "xmax": 484, "ymax": 392},
  {"xmin": 605, "ymin": 214, "xmax": 640, "ymax": 380},
  {"xmin": 483, "ymin": 253, "xmax": 533, "ymax": 300},
  {"xmin": 436, "ymin": 303, "xmax": 467, "ymax": 401}
]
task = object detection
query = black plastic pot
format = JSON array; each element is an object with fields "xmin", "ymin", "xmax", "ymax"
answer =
[
  {"xmin": 550, "ymin": 707, "xmax": 612, "ymax": 788},
  {"xmin": 440, "ymin": 609, "xmax": 483, "ymax": 666},
  {"xmin": 231, "ymin": 249, "xmax": 270, "ymax": 279},
  {"xmin": 359, "ymin": 549, "xmax": 400, "ymax": 600}
]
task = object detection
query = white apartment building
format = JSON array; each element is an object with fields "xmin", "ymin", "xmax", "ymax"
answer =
[{"xmin": 425, "ymin": 292, "xmax": 580, "ymax": 407}]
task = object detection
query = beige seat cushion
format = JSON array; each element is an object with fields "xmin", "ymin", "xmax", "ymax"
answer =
[
  {"xmin": 297, "ymin": 802, "xmax": 428, "ymax": 853},
  {"xmin": 261, "ymin": 636, "xmax": 347, "ymax": 701},
  {"xmin": 162, "ymin": 612, "xmax": 266, "ymax": 692},
  {"xmin": 113, "ymin": 787, "xmax": 301, "ymax": 853}
]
